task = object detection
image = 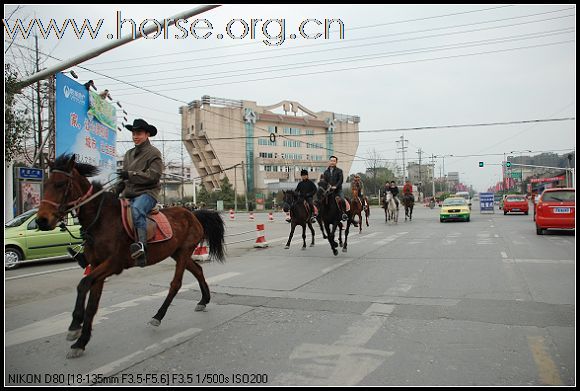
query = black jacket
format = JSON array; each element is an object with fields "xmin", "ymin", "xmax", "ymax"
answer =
[
  {"xmin": 323, "ymin": 167, "xmax": 344, "ymax": 190},
  {"xmin": 387, "ymin": 185, "xmax": 399, "ymax": 197},
  {"xmin": 295, "ymin": 179, "xmax": 317, "ymax": 198}
]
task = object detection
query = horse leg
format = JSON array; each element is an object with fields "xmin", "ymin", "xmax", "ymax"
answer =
[
  {"xmin": 150, "ymin": 253, "xmax": 187, "ymax": 326},
  {"xmin": 338, "ymin": 223, "xmax": 343, "ymax": 247},
  {"xmin": 308, "ymin": 222, "xmax": 315, "ymax": 247},
  {"xmin": 318, "ymin": 217, "xmax": 327, "ymax": 239},
  {"xmin": 66, "ymin": 259, "xmax": 114, "ymax": 343},
  {"xmin": 184, "ymin": 258, "xmax": 211, "ymax": 311},
  {"xmin": 343, "ymin": 221, "xmax": 350, "ymax": 252},
  {"xmin": 358, "ymin": 212, "xmax": 363, "ymax": 233},
  {"xmin": 330, "ymin": 223, "xmax": 339, "ymax": 256},
  {"xmin": 301, "ymin": 224, "xmax": 307, "ymax": 249},
  {"xmin": 285, "ymin": 222, "xmax": 297, "ymax": 249}
]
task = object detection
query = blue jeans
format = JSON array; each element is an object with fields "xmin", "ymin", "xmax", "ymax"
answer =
[{"xmin": 130, "ymin": 194, "xmax": 157, "ymax": 231}]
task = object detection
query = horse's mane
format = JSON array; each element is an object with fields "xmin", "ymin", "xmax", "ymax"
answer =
[{"xmin": 54, "ymin": 154, "xmax": 100, "ymax": 178}]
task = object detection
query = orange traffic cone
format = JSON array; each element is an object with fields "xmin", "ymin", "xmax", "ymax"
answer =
[
  {"xmin": 268, "ymin": 212, "xmax": 274, "ymax": 222},
  {"xmin": 254, "ymin": 224, "xmax": 269, "ymax": 248},
  {"xmin": 229, "ymin": 209, "xmax": 235, "ymax": 221},
  {"xmin": 249, "ymin": 211, "xmax": 255, "ymax": 221},
  {"xmin": 192, "ymin": 241, "xmax": 209, "ymax": 261}
]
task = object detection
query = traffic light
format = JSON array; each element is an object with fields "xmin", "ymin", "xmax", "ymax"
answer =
[
  {"xmin": 506, "ymin": 161, "xmax": 512, "ymax": 168},
  {"xmin": 478, "ymin": 162, "xmax": 484, "ymax": 167}
]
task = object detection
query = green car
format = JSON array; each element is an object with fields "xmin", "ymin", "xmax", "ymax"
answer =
[{"xmin": 5, "ymin": 209, "xmax": 84, "ymax": 269}]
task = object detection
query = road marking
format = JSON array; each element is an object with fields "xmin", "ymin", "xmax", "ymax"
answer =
[
  {"xmin": 5, "ymin": 272, "xmax": 240, "ymax": 347},
  {"xmin": 500, "ymin": 252, "xmax": 508, "ymax": 259},
  {"xmin": 363, "ymin": 303, "xmax": 395, "ymax": 317},
  {"xmin": 275, "ymin": 310, "xmax": 394, "ymax": 385},
  {"xmin": 503, "ymin": 259, "xmax": 574, "ymax": 265},
  {"xmin": 6, "ymin": 266, "xmax": 81, "ymax": 281},
  {"xmin": 79, "ymin": 327, "xmax": 203, "ymax": 385},
  {"xmin": 322, "ymin": 259, "xmax": 352, "ymax": 274},
  {"xmin": 527, "ymin": 336, "xmax": 563, "ymax": 385}
]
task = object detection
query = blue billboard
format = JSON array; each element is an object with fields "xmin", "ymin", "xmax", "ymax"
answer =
[
  {"xmin": 479, "ymin": 192, "xmax": 495, "ymax": 213},
  {"xmin": 55, "ymin": 73, "xmax": 117, "ymax": 183}
]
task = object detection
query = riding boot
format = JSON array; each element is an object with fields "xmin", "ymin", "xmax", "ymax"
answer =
[{"xmin": 130, "ymin": 227, "xmax": 148, "ymax": 267}]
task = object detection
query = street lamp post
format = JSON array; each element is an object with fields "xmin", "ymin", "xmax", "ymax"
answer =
[
  {"xmin": 509, "ymin": 150, "xmax": 533, "ymax": 192},
  {"xmin": 434, "ymin": 155, "xmax": 454, "ymax": 193}
]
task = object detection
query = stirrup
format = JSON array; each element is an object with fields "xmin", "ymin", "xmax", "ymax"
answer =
[
  {"xmin": 130, "ymin": 242, "xmax": 145, "ymax": 259},
  {"xmin": 341, "ymin": 213, "xmax": 348, "ymax": 221}
]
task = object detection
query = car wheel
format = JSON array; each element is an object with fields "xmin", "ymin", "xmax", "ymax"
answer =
[
  {"xmin": 5, "ymin": 247, "xmax": 23, "ymax": 270},
  {"xmin": 536, "ymin": 226, "xmax": 543, "ymax": 235},
  {"xmin": 524, "ymin": 211, "xmax": 528, "ymax": 215},
  {"xmin": 466, "ymin": 216, "xmax": 470, "ymax": 222},
  {"xmin": 504, "ymin": 211, "xmax": 507, "ymax": 215},
  {"xmin": 440, "ymin": 218, "xmax": 444, "ymax": 223}
]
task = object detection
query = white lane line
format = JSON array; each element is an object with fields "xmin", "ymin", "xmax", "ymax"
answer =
[
  {"xmin": 504, "ymin": 259, "xmax": 574, "ymax": 265},
  {"xmin": 501, "ymin": 251, "xmax": 508, "ymax": 259},
  {"xmin": 322, "ymin": 259, "xmax": 352, "ymax": 274},
  {"xmin": 6, "ymin": 266, "xmax": 81, "ymax": 281},
  {"xmin": 79, "ymin": 327, "xmax": 203, "ymax": 385},
  {"xmin": 5, "ymin": 272, "xmax": 240, "ymax": 347}
]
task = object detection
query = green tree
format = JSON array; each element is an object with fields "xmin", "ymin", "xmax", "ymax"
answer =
[{"xmin": 5, "ymin": 64, "xmax": 31, "ymax": 164}]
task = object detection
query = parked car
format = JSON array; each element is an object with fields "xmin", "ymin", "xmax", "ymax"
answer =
[
  {"xmin": 440, "ymin": 197, "xmax": 470, "ymax": 222},
  {"xmin": 503, "ymin": 194, "xmax": 529, "ymax": 215},
  {"xmin": 5, "ymin": 209, "xmax": 84, "ymax": 269},
  {"xmin": 535, "ymin": 188, "xmax": 575, "ymax": 235}
]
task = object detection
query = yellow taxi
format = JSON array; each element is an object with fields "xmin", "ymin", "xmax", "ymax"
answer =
[{"xmin": 440, "ymin": 197, "xmax": 471, "ymax": 222}]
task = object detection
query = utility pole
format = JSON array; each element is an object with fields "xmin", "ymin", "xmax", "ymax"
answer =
[
  {"xmin": 48, "ymin": 75, "xmax": 56, "ymax": 162},
  {"xmin": 241, "ymin": 161, "xmax": 249, "ymax": 211},
  {"xmin": 180, "ymin": 142, "xmax": 185, "ymax": 202},
  {"xmin": 396, "ymin": 135, "xmax": 408, "ymax": 184},
  {"xmin": 35, "ymin": 34, "xmax": 44, "ymax": 171},
  {"xmin": 431, "ymin": 154, "xmax": 436, "ymax": 197},
  {"xmin": 234, "ymin": 164, "xmax": 237, "ymax": 212},
  {"xmin": 417, "ymin": 148, "xmax": 423, "ymax": 202},
  {"xmin": 162, "ymin": 140, "xmax": 166, "ymax": 205}
]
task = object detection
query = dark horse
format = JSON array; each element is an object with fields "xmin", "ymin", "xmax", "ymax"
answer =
[
  {"xmin": 402, "ymin": 193, "xmax": 415, "ymax": 221},
  {"xmin": 35, "ymin": 154, "xmax": 226, "ymax": 359},
  {"xmin": 317, "ymin": 181, "xmax": 348, "ymax": 256},
  {"xmin": 282, "ymin": 190, "xmax": 315, "ymax": 249}
]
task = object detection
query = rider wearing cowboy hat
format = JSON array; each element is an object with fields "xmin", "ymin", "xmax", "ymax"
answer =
[{"xmin": 116, "ymin": 119, "xmax": 163, "ymax": 267}]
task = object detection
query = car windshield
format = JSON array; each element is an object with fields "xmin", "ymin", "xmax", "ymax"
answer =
[
  {"xmin": 542, "ymin": 191, "xmax": 575, "ymax": 202},
  {"xmin": 5, "ymin": 209, "xmax": 37, "ymax": 228},
  {"xmin": 507, "ymin": 196, "xmax": 526, "ymax": 202},
  {"xmin": 443, "ymin": 198, "xmax": 466, "ymax": 206}
]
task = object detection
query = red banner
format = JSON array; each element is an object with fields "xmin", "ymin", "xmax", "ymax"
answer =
[{"xmin": 530, "ymin": 176, "xmax": 565, "ymax": 184}]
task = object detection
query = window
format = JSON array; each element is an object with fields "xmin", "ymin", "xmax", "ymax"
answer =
[{"xmin": 542, "ymin": 190, "xmax": 575, "ymax": 202}]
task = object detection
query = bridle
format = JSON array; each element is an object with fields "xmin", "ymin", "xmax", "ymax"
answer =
[{"xmin": 40, "ymin": 169, "xmax": 94, "ymax": 218}]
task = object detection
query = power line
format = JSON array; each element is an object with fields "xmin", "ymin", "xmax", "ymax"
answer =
[{"xmin": 94, "ymin": 11, "xmax": 575, "ymax": 80}]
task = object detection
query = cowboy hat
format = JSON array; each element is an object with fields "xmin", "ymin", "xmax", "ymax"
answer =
[{"xmin": 125, "ymin": 118, "xmax": 157, "ymax": 137}]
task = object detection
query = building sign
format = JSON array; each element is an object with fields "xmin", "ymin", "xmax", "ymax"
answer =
[
  {"xmin": 479, "ymin": 192, "xmax": 495, "ymax": 213},
  {"xmin": 55, "ymin": 73, "xmax": 117, "ymax": 183},
  {"xmin": 530, "ymin": 176, "xmax": 565, "ymax": 183},
  {"xmin": 17, "ymin": 167, "xmax": 44, "ymax": 180},
  {"xmin": 510, "ymin": 171, "xmax": 522, "ymax": 179}
]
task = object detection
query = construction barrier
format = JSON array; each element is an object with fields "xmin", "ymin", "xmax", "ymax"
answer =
[
  {"xmin": 254, "ymin": 224, "xmax": 269, "ymax": 248},
  {"xmin": 192, "ymin": 241, "xmax": 209, "ymax": 261}
]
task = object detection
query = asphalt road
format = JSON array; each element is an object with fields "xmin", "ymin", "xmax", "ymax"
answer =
[{"xmin": 5, "ymin": 205, "xmax": 575, "ymax": 386}]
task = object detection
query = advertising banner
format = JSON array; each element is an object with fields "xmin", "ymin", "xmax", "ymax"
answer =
[
  {"xmin": 479, "ymin": 192, "xmax": 495, "ymax": 213},
  {"xmin": 55, "ymin": 73, "xmax": 117, "ymax": 183}
]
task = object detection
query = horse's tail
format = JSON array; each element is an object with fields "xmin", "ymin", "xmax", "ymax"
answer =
[{"xmin": 192, "ymin": 210, "xmax": 226, "ymax": 263}]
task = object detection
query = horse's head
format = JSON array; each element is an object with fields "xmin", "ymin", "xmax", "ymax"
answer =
[{"xmin": 36, "ymin": 154, "xmax": 99, "ymax": 230}]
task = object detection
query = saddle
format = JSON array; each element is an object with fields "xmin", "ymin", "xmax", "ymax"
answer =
[
  {"xmin": 302, "ymin": 200, "xmax": 318, "ymax": 215},
  {"xmin": 120, "ymin": 199, "xmax": 173, "ymax": 243}
]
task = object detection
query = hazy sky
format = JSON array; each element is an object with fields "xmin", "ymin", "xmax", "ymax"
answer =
[{"xmin": 4, "ymin": 4, "xmax": 576, "ymax": 191}]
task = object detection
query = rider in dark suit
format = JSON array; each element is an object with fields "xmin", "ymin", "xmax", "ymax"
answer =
[
  {"xmin": 323, "ymin": 156, "xmax": 349, "ymax": 222},
  {"xmin": 293, "ymin": 169, "xmax": 318, "ymax": 223}
]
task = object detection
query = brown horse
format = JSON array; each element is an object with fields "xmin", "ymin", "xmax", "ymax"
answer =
[
  {"xmin": 35, "ymin": 154, "xmax": 226, "ymax": 359},
  {"xmin": 351, "ymin": 189, "xmax": 370, "ymax": 232}
]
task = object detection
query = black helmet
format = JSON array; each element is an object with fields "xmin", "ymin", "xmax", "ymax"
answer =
[{"xmin": 300, "ymin": 169, "xmax": 308, "ymax": 176}]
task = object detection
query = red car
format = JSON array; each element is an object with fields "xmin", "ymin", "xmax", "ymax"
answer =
[
  {"xmin": 535, "ymin": 188, "xmax": 575, "ymax": 235},
  {"xmin": 503, "ymin": 195, "xmax": 529, "ymax": 215}
]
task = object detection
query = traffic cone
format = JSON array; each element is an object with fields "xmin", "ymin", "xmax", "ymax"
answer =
[
  {"xmin": 249, "ymin": 211, "xmax": 255, "ymax": 221},
  {"xmin": 254, "ymin": 224, "xmax": 269, "ymax": 248},
  {"xmin": 229, "ymin": 209, "xmax": 235, "ymax": 220},
  {"xmin": 192, "ymin": 241, "xmax": 210, "ymax": 261},
  {"xmin": 268, "ymin": 212, "xmax": 274, "ymax": 222},
  {"xmin": 83, "ymin": 264, "xmax": 92, "ymax": 276}
]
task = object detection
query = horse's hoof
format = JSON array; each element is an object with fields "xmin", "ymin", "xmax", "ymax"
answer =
[
  {"xmin": 301, "ymin": 246, "xmax": 306, "ymax": 250},
  {"xmin": 310, "ymin": 243, "xmax": 315, "ymax": 247},
  {"xmin": 66, "ymin": 348, "xmax": 84, "ymax": 359},
  {"xmin": 284, "ymin": 245, "xmax": 290, "ymax": 249},
  {"xmin": 195, "ymin": 304, "xmax": 207, "ymax": 312},
  {"xmin": 66, "ymin": 329, "xmax": 81, "ymax": 341},
  {"xmin": 148, "ymin": 318, "xmax": 161, "ymax": 327},
  {"xmin": 332, "ymin": 249, "xmax": 338, "ymax": 256},
  {"xmin": 342, "ymin": 248, "xmax": 347, "ymax": 252}
]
